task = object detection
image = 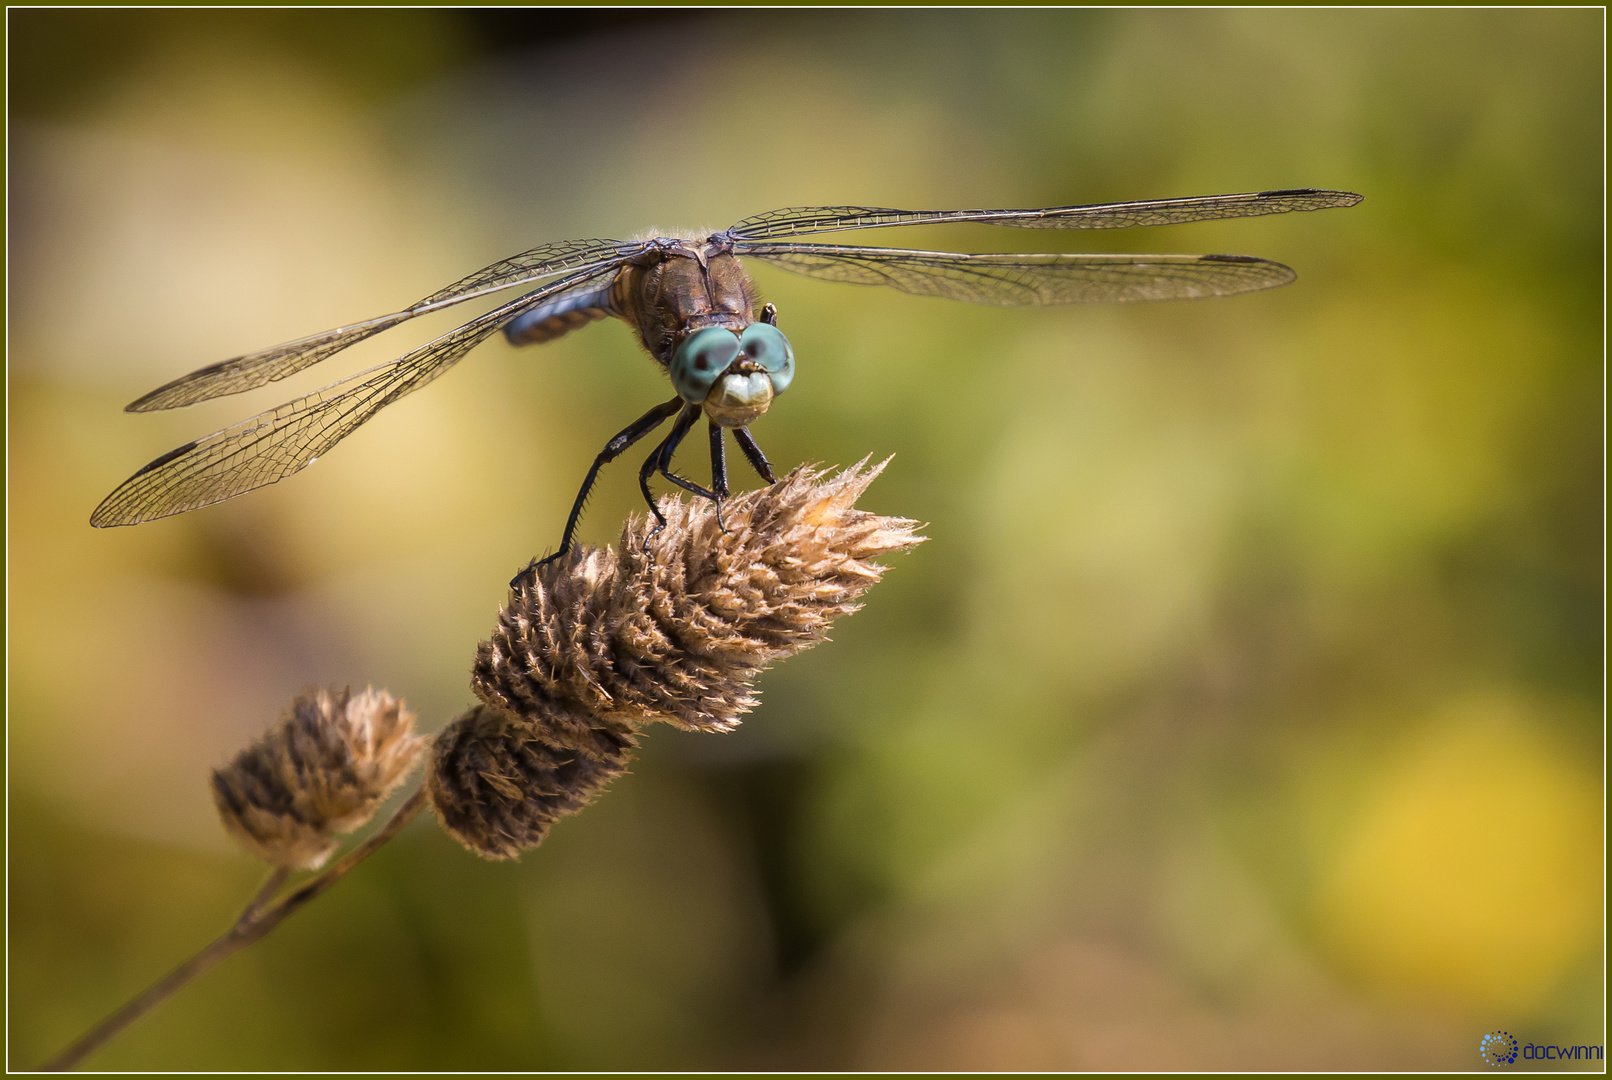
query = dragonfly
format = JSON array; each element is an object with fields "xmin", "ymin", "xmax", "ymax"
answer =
[{"xmin": 91, "ymin": 187, "xmax": 1362, "ymax": 577}]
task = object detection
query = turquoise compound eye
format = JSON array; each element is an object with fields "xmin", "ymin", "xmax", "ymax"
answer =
[
  {"xmin": 670, "ymin": 327, "xmax": 740, "ymax": 403},
  {"xmin": 739, "ymin": 322, "xmax": 794, "ymax": 395}
]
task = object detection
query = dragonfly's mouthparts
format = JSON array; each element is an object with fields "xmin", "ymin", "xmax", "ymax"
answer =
[{"xmin": 705, "ymin": 370, "xmax": 774, "ymax": 427}]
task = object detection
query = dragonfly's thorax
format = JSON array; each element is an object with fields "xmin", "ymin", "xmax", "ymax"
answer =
[{"xmin": 613, "ymin": 247, "xmax": 762, "ymax": 367}]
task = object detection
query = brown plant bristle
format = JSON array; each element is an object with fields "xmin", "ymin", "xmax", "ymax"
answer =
[
  {"xmin": 433, "ymin": 459, "xmax": 924, "ymax": 860},
  {"xmin": 211, "ymin": 687, "xmax": 423, "ymax": 869}
]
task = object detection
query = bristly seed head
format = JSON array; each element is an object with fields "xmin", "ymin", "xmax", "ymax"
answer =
[
  {"xmin": 212, "ymin": 687, "xmax": 424, "ymax": 869},
  {"xmin": 426, "ymin": 703, "xmax": 633, "ymax": 861},
  {"xmin": 431, "ymin": 459, "xmax": 924, "ymax": 860}
]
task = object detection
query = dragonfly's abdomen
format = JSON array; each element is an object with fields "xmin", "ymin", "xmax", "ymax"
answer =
[{"xmin": 504, "ymin": 279, "xmax": 618, "ymax": 346}]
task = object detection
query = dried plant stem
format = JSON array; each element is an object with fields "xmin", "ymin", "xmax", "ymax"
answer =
[
  {"xmin": 40, "ymin": 786, "xmax": 428, "ymax": 1072},
  {"xmin": 241, "ymin": 866, "xmax": 292, "ymax": 920}
]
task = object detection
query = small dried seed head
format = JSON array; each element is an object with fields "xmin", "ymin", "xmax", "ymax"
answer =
[
  {"xmin": 426, "ymin": 703, "xmax": 633, "ymax": 860},
  {"xmin": 433, "ymin": 459, "xmax": 924, "ymax": 860},
  {"xmin": 212, "ymin": 687, "xmax": 423, "ymax": 869}
]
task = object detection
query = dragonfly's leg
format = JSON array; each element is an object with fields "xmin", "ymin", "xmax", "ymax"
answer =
[
  {"xmin": 760, "ymin": 302, "xmax": 778, "ymax": 327},
  {"xmin": 709, "ymin": 420, "xmax": 731, "ymax": 499},
  {"xmin": 512, "ymin": 396, "xmax": 682, "ymax": 588},
  {"xmin": 734, "ymin": 426, "xmax": 779, "ymax": 484},
  {"xmin": 708, "ymin": 421, "xmax": 730, "ymax": 533},
  {"xmin": 638, "ymin": 403, "xmax": 705, "ymax": 558},
  {"xmin": 655, "ymin": 416, "xmax": 721, "ymax": 502}
]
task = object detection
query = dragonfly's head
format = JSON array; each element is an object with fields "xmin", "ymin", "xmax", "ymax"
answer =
[{"xmin": 670, "ymin": 323, "xmax": 794, "ymax": 427}]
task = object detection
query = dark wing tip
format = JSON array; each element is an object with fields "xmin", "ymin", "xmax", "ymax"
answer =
[
  {"xmin": 1258, "ymin": 187, "xmax": 1364, "ymax": 208},
  {"xmin": 125, "ymin": 379, "xmax": 191, "ymax": 412},
  {"xmin": 1199, "ymin": 253, "xmax": 1296, "ymax": 289},
  {"xmin": 129, "ymin": 439, "xmax": 201, "ymax": 479},
  {"xmin": 89, "ymin": 440, "xmax": 202, "ymax": 527}
]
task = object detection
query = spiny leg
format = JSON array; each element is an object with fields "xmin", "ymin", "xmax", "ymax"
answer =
[
  {"xmin": 734, "ymin": 426, "xmax": 779, "ymax": 484},
  {"xmin": 513, "ymin": 395, "xmax": 682, "ymax": 587},
  {"xmin": 638, "ymin": 402, "xmax": 706, "ymax": 556},
  {"xmin": 655, "ymin": 413, "xmax": 722, "ymax": 502},
  {"xmin": 709, "ymin": 420, "xmax": 730, "ymax": 499},
  {"xmin": 708, "ymin": 420, "xmax": 730, "ymax": 533}
]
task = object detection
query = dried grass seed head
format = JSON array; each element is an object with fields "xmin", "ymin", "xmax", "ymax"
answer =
[
  {"xmin": 426, "ymin": 703, "xmax": 633, "ymax": 861},
  {"xmin": 438, "ymin": 461, "xmax": 923, "ymax": 861},
  {"xmin": 473, "ymin": 458, "xmax": 923, "ymax": 737},
  {"xmin": 212, "ymin": 687, "xmax": 423, "ymax": 869}
]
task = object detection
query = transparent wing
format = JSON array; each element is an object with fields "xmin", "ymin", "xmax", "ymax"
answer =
[
  {"xmin": 127, "ymin": 239, "xmax": 648, "ymax": 412},
  {"xmin": 724, "ymin": 188, "xmax": 1362, "ymax": 241},
  {"xmin": 91, "ymin": 266, "xmax": 617, "ymax": 527},
  {"xmin": 736, "ymin": 245, "xmax": 1297, "ymax": 304}
]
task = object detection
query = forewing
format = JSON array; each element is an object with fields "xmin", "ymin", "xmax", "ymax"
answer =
[
  {"xmin": 725, "ymin": 188, "xmax": 1361, "ymax": 241},
  {"xmin": 737, "ymin": 245, "xmax": 1297, "ymax": 304},
  {"xmin": 91, "ymin": 266, "xmax": 616, "ymax": 527},
  {"xmin": 127, "ymin": 239, "xmax": 647, "ymax": 412}
]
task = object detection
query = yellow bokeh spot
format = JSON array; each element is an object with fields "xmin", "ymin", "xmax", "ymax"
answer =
[{"xmin": 1313, "ymin": 694, "xmax": 1602, "ymax": 1013}]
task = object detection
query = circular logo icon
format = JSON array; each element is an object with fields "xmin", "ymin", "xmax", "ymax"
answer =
[{"xmin": 1480, "ymin": 1031, "xmax": 1519, "ymax": 1066}]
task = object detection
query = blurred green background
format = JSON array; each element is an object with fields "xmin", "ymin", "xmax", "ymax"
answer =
[{"xmin": 7, "ymin": 8, "xmax": 1602, "ymax": 1070}]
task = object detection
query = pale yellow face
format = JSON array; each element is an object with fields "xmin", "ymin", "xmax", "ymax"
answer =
[{"xmin": 702, "ymin": 369, "xmax": 774, "ymax": 427}]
